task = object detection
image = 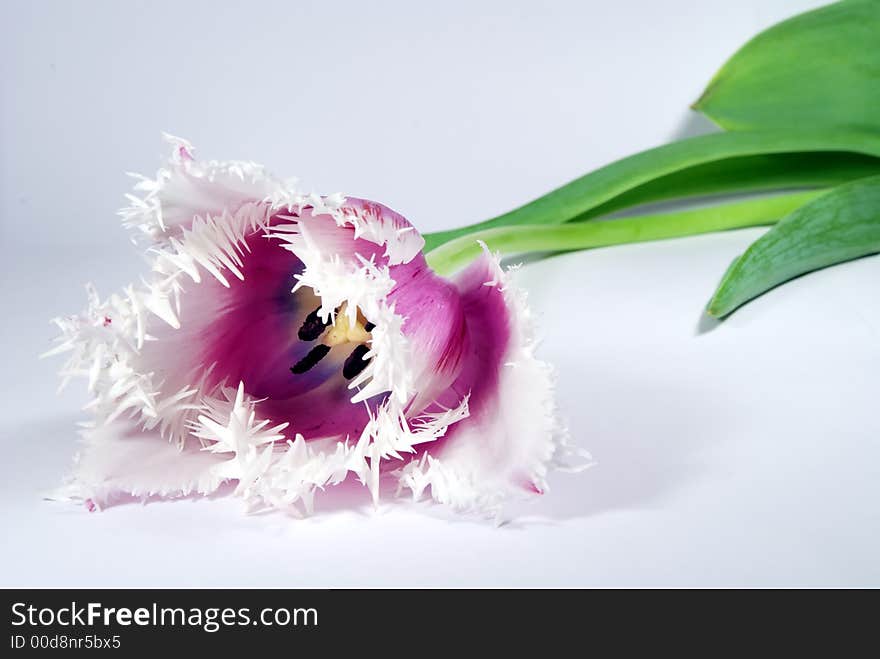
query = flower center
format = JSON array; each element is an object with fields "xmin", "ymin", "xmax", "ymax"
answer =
[{"xmin": 290, "ymin": 302, "xmax": 374, "ymax": 379}]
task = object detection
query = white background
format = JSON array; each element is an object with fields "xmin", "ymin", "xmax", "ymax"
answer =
[{"xmin": 2, "ymin": 0, "xmax": 878, "ymax": 587}]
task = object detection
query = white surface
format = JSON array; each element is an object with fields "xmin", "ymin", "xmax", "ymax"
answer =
[{"xmin": 3, "ymin": 0, "xmax": 877, "ymax": 587}]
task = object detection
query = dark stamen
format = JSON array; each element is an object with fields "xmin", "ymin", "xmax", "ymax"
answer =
[
  {"xmin": 297, "ymin": 306, "xmax": 329, "ymax": 341},
  {"xmin": 342, "ymin": 344, "xmax": 371, "ymax": 379},
  {"xmin": 290, "ymin": 344, "xmax": 331, "ymax": 374},
  {"xmin": 364, "ymin": 322, "xmax": 375, "ymax": 332}
]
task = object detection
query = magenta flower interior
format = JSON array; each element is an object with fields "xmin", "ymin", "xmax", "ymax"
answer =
[{"xmin": 47, "ymin": 136, "xmax": 586, "ymax": 518}]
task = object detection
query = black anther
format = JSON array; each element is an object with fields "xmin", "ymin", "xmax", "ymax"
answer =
[
  {"xmin": 297, "ymin": 306, "xmax": 330, "ymax": 342},
  {"xmin": 342, "ymin": 344, "xmax": 371, "ymax": 380},
  {"xmin": 290, "ymin": 344, "xmax": 331, "ymax": 374}
]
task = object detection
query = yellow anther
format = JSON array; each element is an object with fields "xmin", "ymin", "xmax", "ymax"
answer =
[{"xmin": 324, "ymin": 304, "xmax": 372, "ymax": 347}]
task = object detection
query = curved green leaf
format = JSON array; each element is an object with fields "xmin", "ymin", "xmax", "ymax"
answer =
[
  {"xmin": 422, "ymin": 129, "xmax": 880, "ymax": 252},
  {"xmin": 694, "ymin": 0, "xmax": 880, "ymax": 131},
  {"xmin": 707, "ymin": 175, "xmax": 880, "ymax": 317}
]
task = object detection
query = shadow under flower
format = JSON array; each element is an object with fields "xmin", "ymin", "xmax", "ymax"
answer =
[{"xmin": 503, "ymin": 355, "xmax": 730, "ymax": 526}]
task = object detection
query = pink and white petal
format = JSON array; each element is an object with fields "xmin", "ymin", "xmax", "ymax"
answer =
[
  {"xmin": 121, "ymin": 134, "xmax": 291, "ymax": 241},
  {"xmin": 51, "ymin": 420, "xmax": 229, "ymax": 509},
  {"xmin": 384, "ymin": 259, "xmax": 469, "ymax": 410},
  {"xmin": 338, "ymin": 197, "xmax": 425, "ymax": 265},
  {"xmin": 398, "ymin": 251, "xmax": 588, "ymax": 515}
]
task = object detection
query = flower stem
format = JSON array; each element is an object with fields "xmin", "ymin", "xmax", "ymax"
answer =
[
  {"xmin": 426, "ymin": 190, "xmax": 823, "ymax": 275},
  {"xmin": 421, "ymin": 129, "xmax": 880, "ymax": 253}
]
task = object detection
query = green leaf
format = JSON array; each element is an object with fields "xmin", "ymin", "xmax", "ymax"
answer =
[
  {"xmin": 422, "ymin": 128, "xmax": 880, "ymax": 252},
  {"xmin": 426, "ymin": 190, "xmax": 820, "ymax": 276},
  {"xmin": 693, "ymin": 0, "xmax": 880, "ymax": 131},
  {"xmin": 707, "ymin": 175, "xmax": 880, "ymax": 317}
]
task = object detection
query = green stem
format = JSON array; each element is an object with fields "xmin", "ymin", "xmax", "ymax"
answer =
[
  {"xmin": 422, "ymin": 129, "xmax": 880, "ymax": 252},
  {"xmin": 426, "ymin": 190, "xmax": 823, "ymax": 275}
]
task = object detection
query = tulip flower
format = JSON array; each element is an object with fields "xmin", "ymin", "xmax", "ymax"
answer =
[{"xmin": 47, "ymin": 136, "xmax": 586, "ymax": 518}]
